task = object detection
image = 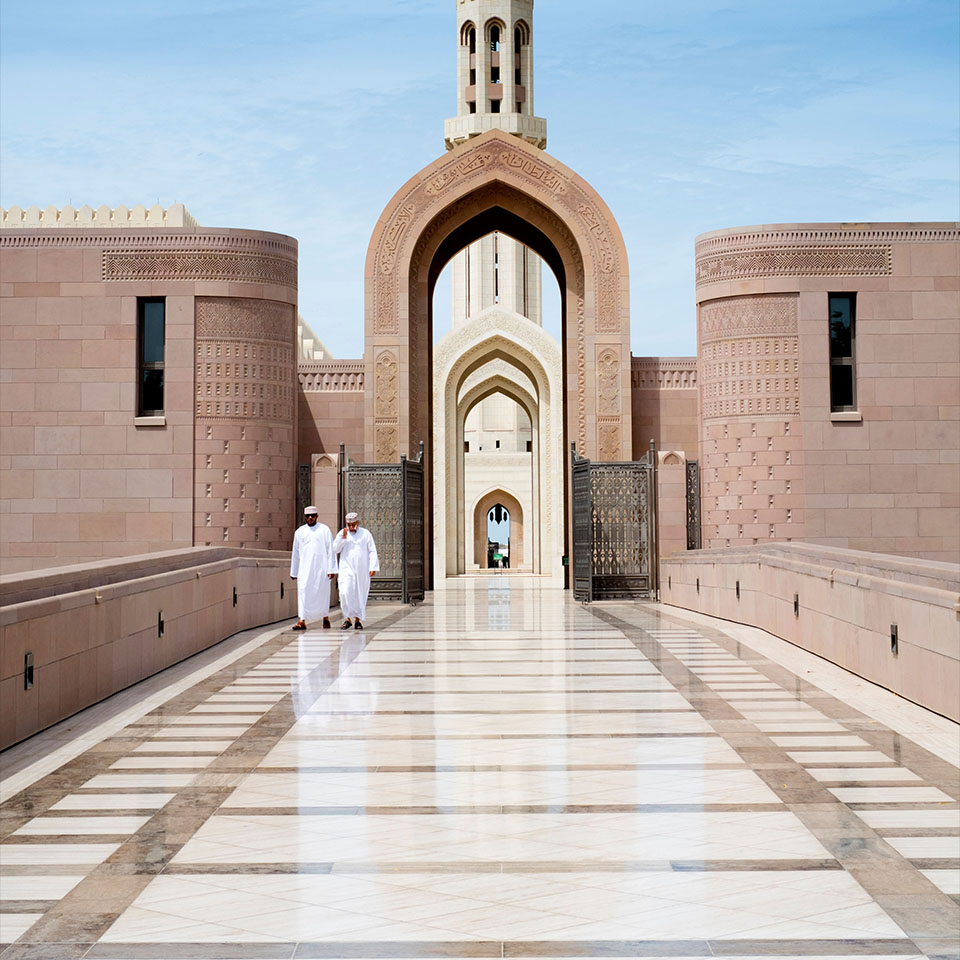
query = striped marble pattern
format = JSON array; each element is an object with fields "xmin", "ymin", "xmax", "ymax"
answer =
[{"xmin": 0, "ymin": 579, "xmax": 956, "ymax": 959}]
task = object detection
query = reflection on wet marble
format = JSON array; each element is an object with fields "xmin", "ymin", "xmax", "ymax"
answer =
[{"xmin": 1, "ymin": 579, "xmax": 956, "ymax": 957}]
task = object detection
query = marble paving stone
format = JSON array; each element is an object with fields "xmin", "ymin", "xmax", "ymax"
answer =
[{"xmin": 2, "ymin": 580, "xmax": 957, "ymax": 955}]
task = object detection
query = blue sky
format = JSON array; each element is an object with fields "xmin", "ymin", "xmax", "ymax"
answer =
[{"xmin": 2, "ymin": 0, "xmax": 957, "ymax": 358}]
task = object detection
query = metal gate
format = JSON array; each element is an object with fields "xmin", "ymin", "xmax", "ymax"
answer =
[
  {"xmin": 685, "ymin": 459, "xmax": 701, "ymax": 550},
  {"xmin": 339, "ymin": 443, "xmax": 424, "ymax": 604},
  {"xmin": 571, "ymin": 444, "xmax": 657, "ymax": 602}
]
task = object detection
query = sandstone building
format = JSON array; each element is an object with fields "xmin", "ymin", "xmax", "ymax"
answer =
[{"xmin": 1, "ymin": 0, "xmax": 957, "ymax": 741}]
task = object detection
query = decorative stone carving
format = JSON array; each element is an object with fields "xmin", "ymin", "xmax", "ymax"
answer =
[
  {"xmin": 196, "ymin": 297, "xmax": 294, "ymax": 343},
  {"xmin": 375, "ymin": 422, "xmax": 399, "ymax": 463},
  {"xmin": 298, "ymin": 360, "xmax": 364, "ymax": 392},
  {"xmin": 596, "ymin": 348, "xmax": 620, "ymax": 416},
  {"xmin": 699, "ymin": 295, "xmax": 799, "ymax": 420},
  {"xmin": 598, "ymin": 422, "xmax": 620, "ymax": 462},
  {"xmin": 104, "ymin": 250, "xmax": 296, "ymax": 287},
  {"xmin": 195, "ymin": 298, "xmax": 296, "ymax": 423},
  {"xmin": 368, "ymin": 130, "xmax": 631, "ymax": 461},
  {"xmin": 631, "ymin": 358, "xmax": 698, "ymax": 390},
  {"xmin": 375, "ymin": 350, "xmax": 399, "ymax": 418}
]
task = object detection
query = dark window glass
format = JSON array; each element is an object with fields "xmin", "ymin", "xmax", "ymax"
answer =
[
  {"xmin": 141, "ymin": 369, "xmax": 164, "ymax": 413},
  {"xmin": 829, "ymin": 363, "xmax": 854, "ymax": 410},
  {"xmin": 490, "ymin": 25, "xmax": 500, "ymax": 51},
  {"xmin": 829, "ymin": 296, "xmax": 852, "ymax": 359},
  {"xmin": 141, "ymin": 300, "xmax": 165, "ymax": 363},
  {"xmin": 137, "ymin": 298, "xmax": 165, "ymax": 415},
  {"xmin": 828, "ymin": 293, "xmax": 856, "ymax": 411}
]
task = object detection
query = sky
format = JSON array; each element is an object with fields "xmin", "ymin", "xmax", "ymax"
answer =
[{"xmin": 2, "ymin": 0, "xmax": 957, "ymax": 358}]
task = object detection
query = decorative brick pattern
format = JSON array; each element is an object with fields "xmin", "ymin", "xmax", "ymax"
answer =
[{"xmin": 699, "ymin": 295, "xmax": 799, "ymax": 421}]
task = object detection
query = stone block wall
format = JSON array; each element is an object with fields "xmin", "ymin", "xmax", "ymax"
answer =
[
  {"xmin": 297, "ymin": 360, "xmax": 365, "ymax": 468},
  {"xmin": 662, "ymin": 543, "xmax": 960, "ymax": 721},
  {"xmin": 630, "ymin": 357, "xmax": 699, "ymax": 459},
  {"xmin": 0, "ymin": 225, "xmax": 298, "ymax": 572},
  {"xmin": 0, "ymin": 547, "xmax": 296, "ymax": 748},
  {"xmin": 695, "ymin": 223, "xmax": 959, "ymax": 562}
]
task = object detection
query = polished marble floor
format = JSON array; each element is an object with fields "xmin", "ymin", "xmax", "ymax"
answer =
[{"xmin": 0, "ymin": 579, "xmax": 957, "ymax": 959}]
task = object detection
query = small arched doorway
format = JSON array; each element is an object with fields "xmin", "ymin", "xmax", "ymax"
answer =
[{"xmin": 473, "ymin": 488, "xmax": 524, "ymax": 571}]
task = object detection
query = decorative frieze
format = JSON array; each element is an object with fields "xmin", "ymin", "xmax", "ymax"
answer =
[
  {"xmin": 630, "ymin": 358, "xmax": 698, "ymax": 390},
  {"xmin": 298, "ymin": 361, "xmax": 365, "ymax": 392}
]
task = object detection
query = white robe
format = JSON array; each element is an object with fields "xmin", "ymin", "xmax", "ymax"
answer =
[
  {"xmin": 290, "ymin": 522, "xmax": 338, "ymax": 621},
  {"xmin": 333, "ymin": 526, "xmax": 380, "ymax": 621}
]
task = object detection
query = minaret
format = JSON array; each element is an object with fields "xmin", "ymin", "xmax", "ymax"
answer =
[
  {"xmin": 445, "ymin": 0, "xmax": 546, "ymax": 327},
  {"xmin": 444, "ymin": 0, "xmax": 547, "ymax": 151}
]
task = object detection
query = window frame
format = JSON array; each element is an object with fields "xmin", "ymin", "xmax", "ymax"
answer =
[
  {"xmin": 137, "ymin": 297, "xmax": 166, "ymax": 417},
  {"xmin": 828, "ymin": 292, "xmax": 857, "ymax": 413}
]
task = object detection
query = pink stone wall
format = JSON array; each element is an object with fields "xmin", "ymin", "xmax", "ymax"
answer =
[
  {"xmin": 193, "ymin": 297, "xmax": 298, "ymax": 551},
  {"xmin": 297, "ymin": 360, "xmax": 366, "ymax": 467},
  {"xmin": 695, "ymin": 224, "xmax": 959, "ymax": 563},
  {"xmin": 630, "ymin": 357, "xmax": 699, "ymax": 459},
  {"xmin": 662, "ymin": 543, "xmax": 960, "ymax": 721},
  {"xmin": 0, "ymin": 548, "xmax": 296, "ymax": 749},
  {"xmin": 0, "ymin": 228, "xmax": 298, "ymax": 572}
]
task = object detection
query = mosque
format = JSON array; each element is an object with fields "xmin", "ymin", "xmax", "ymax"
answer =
[
  {"xmin": 1, "ymin": 0, "xmax": 958, "ymax": 816},
  {"xmin": 0, "ymin": 2, "xmax": 957, "ymax": 954}
]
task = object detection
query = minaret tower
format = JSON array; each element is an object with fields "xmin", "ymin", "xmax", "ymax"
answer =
[
  {"xmin": 444, "ymin": 0, "xmax": 547, "ymax": 151},
  {"xmin": 445, "ymin": 0, "xmax": 546, "ymax": 326}
]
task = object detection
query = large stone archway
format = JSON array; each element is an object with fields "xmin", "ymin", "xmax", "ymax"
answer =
[
  {"xmin": 365, "ymin": 129, "xmax": 632, "ymax": 466},
  {"xmin": 433, "ymin": 306, "xmax": 564, "ymax": 584}
]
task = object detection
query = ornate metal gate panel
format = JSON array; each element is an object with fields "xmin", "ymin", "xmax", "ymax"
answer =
[
  {"xmin": 685, "ymin": 460, "xmax": 701, "ymax": 550},
  {"xmin": 296, "ymin": 463, "xmax": 312, "ymax": 523},
  {"xmin": 401, "ymin": 452, "xmax": 425, "ymax": 603},
  {"xmin": 571, "ymin": 448, "xmax": 657, "ymax": 601},
  {"xmin": 341, "ymin": 444, "xmax": 424, "ymax": 604},
  {"xmin": 572, "ymin": 453, "xmax": 593, "ymax": 601}
]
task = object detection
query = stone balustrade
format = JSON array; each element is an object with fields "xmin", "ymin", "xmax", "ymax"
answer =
[
  {"xmin": 0, "ymin": 547, "xmax": 296, "ymax": 748},
  {"xmin": 662, "ymin": 542, "xmax": 960, "ymax": 721}
]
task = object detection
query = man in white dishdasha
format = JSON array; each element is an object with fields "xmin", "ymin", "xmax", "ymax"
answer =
[
  {"xmin": 333, "ymin": 511, "xmax": 379, "ymax": 630},
  {"xmin": 289, "ymin": 506, "xmax": 338, "ymax": 631}
]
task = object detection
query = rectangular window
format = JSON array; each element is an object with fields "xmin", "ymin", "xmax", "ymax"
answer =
[
  {"xmin": 828, "ymin": 293, "xmax": 856, "ymax": 411},
  {"xmin": 138, "ymin": 297, "xmax": 165, "ymax": 415}
]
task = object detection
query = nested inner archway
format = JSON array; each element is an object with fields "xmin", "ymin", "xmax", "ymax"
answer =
[
  {"xmin": 365, "ymin": 130, "xmax": 633, "ymax": 587},
  {"xmin": 474, "ymin": 488, "xmax": 524, "ymax": 570}
]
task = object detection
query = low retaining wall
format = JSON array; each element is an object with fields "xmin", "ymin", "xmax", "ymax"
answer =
[
  {"xmin": 661, "ymin": 543, "xmax": 960, "ymax": 722},
  {"xmin": 0, "ymin": 548, "xmax": 298, "ymax": 749}
]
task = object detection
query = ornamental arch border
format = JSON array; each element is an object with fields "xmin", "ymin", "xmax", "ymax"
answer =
[{"xmin": 364, "ymin": 128, "xmax": 632, "ymax": 468}]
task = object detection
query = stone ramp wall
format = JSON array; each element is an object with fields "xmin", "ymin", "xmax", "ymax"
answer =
[
  {"xmin": 0, "ymin": 547, "xmax": 297, "ymax": 749},
  {"xmin": 662, "ymin": 542, "xmax": 959, "ymax": 721}
]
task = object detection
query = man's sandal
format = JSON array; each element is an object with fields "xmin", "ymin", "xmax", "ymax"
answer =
[{"xmin": 292, "ymin": 620, "xmax": 307, "ymax": 631}]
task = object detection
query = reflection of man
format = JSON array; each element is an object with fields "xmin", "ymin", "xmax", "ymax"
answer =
[
  {"xmin": 289, "ymin": 506, "xmax": 337, "ymax": 631},
  {"xmin": 333, "ymin": 511, "xmax": 379, "ymax": 630}
]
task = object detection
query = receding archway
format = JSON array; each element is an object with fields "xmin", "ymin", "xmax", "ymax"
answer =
[
  {"xmin": 474, "ymin": 488, "xmax": 524, "ymax": 570},
  {"xmin": 366, "ymin": 129, "xmax": 632, "ymax": 586}
]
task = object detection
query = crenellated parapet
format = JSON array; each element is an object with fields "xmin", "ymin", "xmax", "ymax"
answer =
[{"xmin": 1, "ymin": 202, "xmax": 198, "ymax": 229}]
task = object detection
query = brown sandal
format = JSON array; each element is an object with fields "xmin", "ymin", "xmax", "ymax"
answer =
[{"xmin": 292, "ymin": 620, "xmax": 307, "ymax": 631}]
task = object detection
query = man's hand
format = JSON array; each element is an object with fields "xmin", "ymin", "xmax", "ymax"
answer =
[
  {"xmin": 328, "ymin": 573, "xmax": 335, "ymax": 580},
  {"xmin": 370, "ymin": 571, "xmax": 376, "ymax": 577},
  {"xmin": 340, "ymin": 529, "xmax": 347, "ymax": 539}
]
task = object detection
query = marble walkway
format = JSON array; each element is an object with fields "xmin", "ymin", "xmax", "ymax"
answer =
[{"xmin": 0, "ymin": 578, "xmax": 957, "ymax": 959}]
